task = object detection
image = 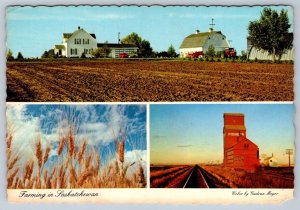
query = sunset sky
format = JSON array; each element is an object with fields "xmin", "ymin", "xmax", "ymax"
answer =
[
  {"xmin": 150, "ymin": 103, "xmax": 294, "ymax": 165},
  {"xmin": 6, "ymin": 5, "xmax": 293, "ymax": 57}
]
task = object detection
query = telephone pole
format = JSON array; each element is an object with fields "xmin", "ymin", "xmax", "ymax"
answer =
[{"xmin": 285, "ymin": 149, "xmax": 293, "ymax": 167}]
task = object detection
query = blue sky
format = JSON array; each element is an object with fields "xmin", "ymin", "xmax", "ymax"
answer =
[
  {"xmin": 150, "ymin": 103, "xmax": 294, "ymax": 165},
  {"xmin": 6, "ymin": 5, "xmax": 293, "ymax": 58},
  {"xmin": 6, "ymin": 104, "xmax": 146, "ymax": 167}
]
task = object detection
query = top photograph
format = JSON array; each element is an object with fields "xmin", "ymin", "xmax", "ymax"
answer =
[{"xmin": 6, "ymin": 5, "xmax": 294, "ymax": 102}]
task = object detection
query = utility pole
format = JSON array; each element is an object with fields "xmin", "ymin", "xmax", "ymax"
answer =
[{"xmin": 285, "ymin": 149, "xmax": 293, "ymax": 167}]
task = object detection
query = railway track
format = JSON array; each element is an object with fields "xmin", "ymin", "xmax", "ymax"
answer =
[{"xmin": 183, "ymin": 165, "xmax": 210, "ymax": 188}]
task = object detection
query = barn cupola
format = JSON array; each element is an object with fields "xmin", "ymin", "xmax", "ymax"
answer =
[
  {"xmin": 195, "ymin": 29, "xmax": 200, "ymax": 34},
  {"xmin": 78, "ymin": 26, "xmax": 81, "ymax": 30}
]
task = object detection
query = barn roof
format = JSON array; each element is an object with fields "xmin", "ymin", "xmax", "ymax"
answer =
[
  {"xmin": 224, "ymin": 125, "xmax": 246, "ymax": 130},
  {"xmin": 97, "ymin": 43, "xmax": 138, "ymax": 48},
  {"xmin": 180, "ymin": 31, "xmax": 223, "ymax": 49}
]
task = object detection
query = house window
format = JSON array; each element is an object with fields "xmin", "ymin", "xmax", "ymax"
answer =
[
  {"xmin": 75, "ymin": 49, "xmax": 77, "ymax": 55},
  {"xmin": 70, "ymin": 49, "xmax": 73, "ymax": 55},
  {"xmin": 83, "ymin": 39, "xmax": 89, "ymax": 44},
  {"xmin": 84, "ymin": 49, "xmax": 88, "ymax": 54},
  {"xmin": 75, "ymin": 39, "xmax": 81, "ymax": 44}
]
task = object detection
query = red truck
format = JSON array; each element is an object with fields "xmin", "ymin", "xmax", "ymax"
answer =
[
  {"xmin": 118, "ymin": 53, "xmax": 129, "ymax": 58},
  {"xmin": 224, "ymin": 48, "xmax": 237, "ymax": 58},
  {"xmin": 187, "ymin": 51, "xmax": 204, "ymax": 58}
]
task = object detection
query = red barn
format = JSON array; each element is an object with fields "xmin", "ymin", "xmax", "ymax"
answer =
[{"xmin": 223, "ymin": 113, "xmax": 260, "ymax": 171}]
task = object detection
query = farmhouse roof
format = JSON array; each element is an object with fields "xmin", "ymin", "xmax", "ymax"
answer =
[
  {"xmin": 63, "ymin": 33, "xmax": 73, "ymax": 39},
  {"xmin": 97, "ymin": 43, "xmax": 138, "ymax": 48},
  {"xmin": 54, "ymin": 45, "xmax": 65, "ymax": 50},
  {"xmin": 264, "ymin": 156, "xmax": 277, "ymax": 161},
  {"xmin": 90, "ymin": 33, "xmax": 96, "ymax": 39},
  {"xmin": 180, "ymin": 31, "xmax": 223, "ymax": 49},
  {"xmin": 63, "ymin": 30, "xmax": 97, "ymax": 40}
]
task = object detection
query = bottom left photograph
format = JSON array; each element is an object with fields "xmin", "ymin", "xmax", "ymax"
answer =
[{"xmin": 6, "ymin": 104, "xmax": 147, "ymax": 189}]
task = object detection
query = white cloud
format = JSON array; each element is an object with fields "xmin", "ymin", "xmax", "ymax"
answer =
[
  {"xmin": 107, "ymin": 149, "xmax": 147, "ymax": 178},
  {"xmin": 6, "ymin": 104, "xmax": 40, "ymax": 166},
  {"xmin": 78, "ymin": 122, "xmax": 113, "ymax": 145},
  {"xmin": 6, "ymin": 104, "xmax": 146, "ymax": 172},
  {"xmin": 125, "ymin": 149, "xmax": 147, "ymax": 164},
  {"xmin": 125, "ymin": 149, "xmax": 147, "ymax": 178}
]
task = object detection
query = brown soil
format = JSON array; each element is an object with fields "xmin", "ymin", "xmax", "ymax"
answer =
[{"xmin": 6, "ymin": 60, "xmax": 294, "ymax": 102}]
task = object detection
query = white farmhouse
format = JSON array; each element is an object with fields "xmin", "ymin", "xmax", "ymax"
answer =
[
  {"xmin": 179, "ymin": 28, "xmax": 230, "ymax": 58},
  {"xmin": 54, "ymin": 26, "xmax": 97, "ymax": 58},
  {"xmin": 261, "ymin": 154, "xmax": 278, "ymax": 167},
  {"xmin": 54, "ymin": 27, "xmax": 139, "ymax": 58}
]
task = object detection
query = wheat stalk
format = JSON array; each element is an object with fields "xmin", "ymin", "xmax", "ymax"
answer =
[
  {"xmin": 78, "ymin": 171, "xmax": 93, "ymax": 186},
  {"xmin": 24, "ymin": 160, "xmax": 34, "ymax": 181},
  {"xmin": 43, "ymin": 144, "xmax": 51, "ymax": 165},
  {"xmin": 67, "ymin": 133, "xmax": 75, "ymax": 158},
  {"xmin": 35, "ymin": 140, "xmax": 43, "ymax": 171},
  {"xmin": 78, "ymin": 139, "xmax": 87, "ymax": 163},
  {"xmin": 57, "ymin": 137, "xmax": 65, "ymax": 156},
  {"xmin": 7, "ymin": 168, "xmax": 19, "ymax": 188},
  {"xmin": 8, "ymin": 155, "xmax": 19, "ymax": 170}
]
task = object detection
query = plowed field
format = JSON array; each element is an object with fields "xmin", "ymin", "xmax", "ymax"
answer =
[{"xmin": 6, "ymin": 60, "xmax": 293, "ymax": 102}]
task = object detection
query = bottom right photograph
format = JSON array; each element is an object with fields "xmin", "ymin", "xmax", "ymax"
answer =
[{"xmin": 150, "ymin": 103, "xmax": 294, "ymax": 188}]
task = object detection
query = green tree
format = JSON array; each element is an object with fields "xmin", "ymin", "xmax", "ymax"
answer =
[
  {"xmin": 139, "ymin": 40, "xmax": 153, "ymax": 57},
  {"xmin": 248, "ymin": 8, "xmax": 291, "ymax": 62},
  {"xmin": 41, "ymin": 50, "xmax": 49, "ymax": 59},
  {"xmin": 206, "ymin": 45, "xmax": 215, "ymax": 58},
  {"xmin": 121, "ymin": 32, "xmax": 153, "ymax": 57},
  {"xmin": 121, "ymin": 32, "xmax": 142, "ymax": 48},
  {"xmin": 48, "ymin": 49, "xmax": 55, "ymax": 58},
  {"xmin": 92, "ymin": 44, "xmax": 112, "ymax": 58},
  {"xmin": 92, "ymin": 48, "xmax": 102, "ymax": 58},
  {"xmin": 240, "ymin": 50, "xmax": 248, "ymax": 61},
  {"xmin": 102, "ymin": 41, "xmax": 112, "ymax": 58},
  {"xmin": 41, "ymin": 49, "xmax": 56, "ymax": 59},
  {"xmin": 6, "ymin": 49, "xmax": 14, "ymax": 61},
  {"xmin": 81, "ymin": 52, "xmax": 86, "ymax": 58},
  {"xmin": 167, "ymin": 45, "xmax": 177, "ymax": 57},
  {"xmin": 16, "ymin": 52, "xmax": 24, "ymax": 61}
]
